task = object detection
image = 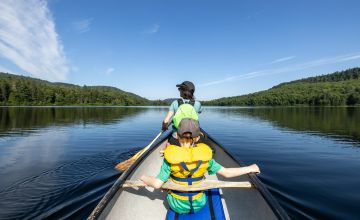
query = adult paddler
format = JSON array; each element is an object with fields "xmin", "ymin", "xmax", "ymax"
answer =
[{"xmin": 161, "ymin": 81, "xmax": 202, "ymax": 145}]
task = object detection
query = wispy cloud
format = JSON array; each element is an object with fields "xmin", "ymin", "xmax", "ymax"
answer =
[
  {"xmin": 144, "ymin": 24, "xmax": 160, "ymax": 34},
  {"xmin": 200, "ymin": 52, "xmax": 360, "ymax": 87},
  {"xmin": 200, "ymin": 71, "xmax": 264, "ymax": 87},
  {"xmin": 270, "ymin": 56, "xmax": 295, "ymax": 64},
  {"xmin": 73, "ymin": 18, "xmax": 93, "ymax": 33},
  {"xmin": 0, "ymin": 0, "xmax": 69, "ymax": 81},
  {"xmin": 105, "ymin": 67, "xmax": 114, "ymax": 75},
  {"xmin": 337, "ymin": 54, "xmax": 360, "ymax": 61}
]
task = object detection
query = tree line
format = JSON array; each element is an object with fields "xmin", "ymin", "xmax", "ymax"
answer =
[
  {"xmin": 0, "ymin": 72, "xmax": 150, "ymax": 106},
  {"xmin": 204, "ymin": 68, "xmax": 360, "ymax": 106},
  {"xmin": 1, "ymin": 68, "xmax": 359, "ymax": 106}
]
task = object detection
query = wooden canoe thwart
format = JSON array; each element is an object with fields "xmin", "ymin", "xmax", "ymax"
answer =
[
  {"xmin": 122, "ymin": 180, "xmax": 253, "ymax": 191},
  {"xmin": 88, "ymin": 130, "xmax": 290, "ymax": 220}
]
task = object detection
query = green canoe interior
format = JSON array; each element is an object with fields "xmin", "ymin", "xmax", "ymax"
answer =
[{"xmin": 89, "ymin": 132, "xmax": 288, "ymax": 220}]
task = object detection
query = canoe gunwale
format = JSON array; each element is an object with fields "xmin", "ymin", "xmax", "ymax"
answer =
[
  {"xmin": 87, "ymin": 132, "xmax": 171, "ymax": 220},
  {"xmin": 202, "ymin": 129, "xmax": 290, "ymax": 220}
]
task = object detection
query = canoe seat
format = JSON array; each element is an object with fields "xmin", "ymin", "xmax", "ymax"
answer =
[{"xmin": 166, "ymin": 188, "xmax": 225, "ymax": 220}]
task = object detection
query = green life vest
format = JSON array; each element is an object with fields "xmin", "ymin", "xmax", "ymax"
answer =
[{"xmin": 172, "ymin": 99, "xmax": 199, "ymax": 128}]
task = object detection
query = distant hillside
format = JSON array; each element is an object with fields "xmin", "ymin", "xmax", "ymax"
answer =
[
  {"xmin": 149, "ymin": 98, "xmax": 175, "ymax": 106},
  {"xmin": 0, "ymin": 72, "xmax": 149, "ymax": 106},
  {"xmin": 204, "ymin": 68, "xmax": 360, "ymax": 106}
]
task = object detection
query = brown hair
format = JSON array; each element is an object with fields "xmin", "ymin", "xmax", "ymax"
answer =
[
  {"xmin": 179, "ymin": 89, "xmax": 194, "ymax": 100},
  {"xmin": 178, "ymin": 132, "xmax": 195, "ymax": 146}
]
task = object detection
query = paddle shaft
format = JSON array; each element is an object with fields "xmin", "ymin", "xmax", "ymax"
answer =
[
  {"xmin": 122, "ymin": 180, "xmax": 253, "ymax": 191},
  {"xmin": 114, "ymin": 130, "xmax": 164, "ymax": 171},
  {"xmin": 142, "ymin": 131, "xmax": 163, "ymax": 152}
]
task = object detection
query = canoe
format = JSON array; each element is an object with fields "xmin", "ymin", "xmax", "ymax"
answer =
[{"xmin": 88, "ymin": 130, "xmax": 289, "ymax": 220}]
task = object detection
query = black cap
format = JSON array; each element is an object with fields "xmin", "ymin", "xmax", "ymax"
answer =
[{"xmin": 176, "ymin": 81, "xmax": 195, "ymax": 92}]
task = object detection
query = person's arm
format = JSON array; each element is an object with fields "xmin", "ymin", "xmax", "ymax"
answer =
[
  {"xmin": 195, "ymin": 101, "xmax": 202, "ymax": 114},
  {"xmin": 162, "ymin": 111, "xmax": 174, "ymax": 131},
  {"xmin": 217, "ymin": 164, "xmax": 260, "ymax": 178},
  {"xmin": 162, "ymin": 101, "xmax": 177, "ymax": 130},
  {"xmin": 140, "ymin": 159, "xmax": 170, "ymax": 189},
  {"xmin": 140, "ymin": 175, "xmax": 164, "ymax": 189},
  {"xmin": 163, "ymin": 111, "xmax": 174, "ymax": 124}
]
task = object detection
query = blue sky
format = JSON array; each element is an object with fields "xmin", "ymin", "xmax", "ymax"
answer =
[{"xmin": 0, "ymin": 0, "xmax": 359, "ymax": 100}]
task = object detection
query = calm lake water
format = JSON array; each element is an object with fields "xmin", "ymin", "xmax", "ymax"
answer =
[{"xmin": 0, "ymin": 107, "xmax": 359, "ymax": 220}]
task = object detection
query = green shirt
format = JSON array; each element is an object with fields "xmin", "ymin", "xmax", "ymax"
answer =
[{"xmin": 156, "ymin": 159, "xmax": 222, "ymax": 214}]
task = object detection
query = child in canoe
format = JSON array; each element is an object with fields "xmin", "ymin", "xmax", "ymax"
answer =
[{"xmin": 141, "ymin": 118, "xmax": 260, "ymax": 214}]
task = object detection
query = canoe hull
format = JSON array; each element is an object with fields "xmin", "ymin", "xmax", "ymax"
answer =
[{"xmin": 88, "ymin": 131, "xmax": 289, "ymax": 220}]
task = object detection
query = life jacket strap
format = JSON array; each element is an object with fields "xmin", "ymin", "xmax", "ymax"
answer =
[
  {"xmin": 173, "ymin": 160, "xmax": 203, "ymax": 214},
  {"xmin": 180, "ymin": 160, "xmax": 203, "ymax": 180},
  {"xmin": 170, "ymin": 175, "xmax": 204, "ymax": 183},
  {"xmin": 177, "ymin": 99, "xmax": 195, "ymax": 106}
]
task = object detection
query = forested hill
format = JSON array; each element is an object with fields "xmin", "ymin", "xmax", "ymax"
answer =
[
  {"xmin": 274, "ymin": 67, "xmax": 360, "ymax": 87},
  {"xmin": 0, "ymin": 72, "xmax": 149, "ymax": 105},
  {"xmin": 204, "ymin": 68, "xmax": 360, "ymax": 106}
]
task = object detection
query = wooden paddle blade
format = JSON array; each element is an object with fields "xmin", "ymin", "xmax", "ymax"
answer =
[
  {"xmin": 115, "ymin": 149, "xmax": 146, "ymax": 171},
  {"xmin": 115, "ymin": 158, "xmax": 135, "ymax": 171},
  {"xmin": 122, "ymin": 180, "xmax": 253, "ymax": 191},
  {"xmin": 114, "ymin": 131, "xmax": 164, "ymax": 171}
]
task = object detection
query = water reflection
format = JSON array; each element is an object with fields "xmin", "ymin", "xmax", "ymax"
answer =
[
  {"xmin": 205, "ymin": 107, "xmax": 360, "ymax": 143},
  {"xmin": 0, "ymin": 107, "xmax": 359, "ymax": 219},
  {"xmin": 0, "ymin": 107, "xmax": 163, "ymax": 220},
  {"xmin": 0, "ymin": 130, "xmax": 69, "ymax": 189},
  {"xmin": 202, "ymin": 107, "xmax": 360, "ymax": 219},
  {"xmin": 0, "ymin": 107, "xmax": 148, "ymax": 137}
]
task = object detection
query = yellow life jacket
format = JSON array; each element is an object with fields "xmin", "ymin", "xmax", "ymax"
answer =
[{"xmin": 164, "ymin": 143, "xmax": 213, "ymax": 203}]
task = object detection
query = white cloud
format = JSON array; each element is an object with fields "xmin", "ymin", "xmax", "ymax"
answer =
[
  {"xmin": 73, "ymin": 18, "xmax": 92, "ymax": 33},
  {"xmin": 0, "ymin": 0, "xmax": 69, "ymax": 81},
  {"xmin": 200, "ymin": 71, "xmax": 264, "ymax": 86},
  {"xmin": 270, "ymin": 56, "xmax": 295, "ymax": 64},
  {"xmin": 144, "ymin": 24, "xmax": 160, "ymax": 34},
  {"xmin": 200, "ymin": 52, "xmax": 360, "ymax": 87},
  {"xmin": 338, "ymin": 54, "xmax": 360, "ymax": 62},
  {"xmin": 105, "ymin": 67, "xmax": 114, "ymax": 75}
]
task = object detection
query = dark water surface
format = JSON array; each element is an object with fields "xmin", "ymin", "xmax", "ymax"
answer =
[{"xmin": 0, "ymin": 107, "xmax": 359, "ymax": 219}]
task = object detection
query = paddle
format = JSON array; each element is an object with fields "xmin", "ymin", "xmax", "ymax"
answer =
[
  {"xmin": 115, "ymin": 130, "xmax": 164, "ymax": 171},
  {"xmin": 122, "ymin": 180, "xmax": 253, "ymax": 191}
]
